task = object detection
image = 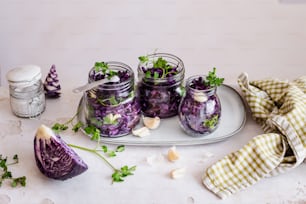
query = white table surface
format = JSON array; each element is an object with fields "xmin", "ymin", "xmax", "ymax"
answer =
[{"xmin": 0, "ymin": 0, "xmax": 306, "ymax": 203}]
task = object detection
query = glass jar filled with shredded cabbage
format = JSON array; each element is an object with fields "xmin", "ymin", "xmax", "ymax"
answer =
[
  {"xmin": 83, "ymin": 61, "xmax": 141, "ymax": 137},
  {"xmin": 6, "ymin": 65, "xmax": 45, "ymax": 118},
  {"xmin": 137, "ymin": 53, "xmax": 185, "ymax": 118},
  {"xmin": 178, "ymin": 75, "xmax": 222, "ymax": 136}
]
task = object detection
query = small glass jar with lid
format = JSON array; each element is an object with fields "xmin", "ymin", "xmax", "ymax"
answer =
[
  {"xmin": 6, "ymin": 65, "xmax": 46, "ymax": 118},
  {"xmin": 137, "ymin": 53, "xmax": 185, "ymax": 118},
  {"xmin": 83, "ymin": 61, "xmax": 141, "ymax": 138},
  {"xmin": 178, "ymin": 75, "xmax": 222, "ymax": 136}
]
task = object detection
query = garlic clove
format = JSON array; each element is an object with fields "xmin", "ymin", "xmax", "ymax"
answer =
[
  {"xmin": 143, "ymin": 116, "xmax": 161, "ymax": 129},
  {"xmin": 193, "ymin": 92, "xmax": 208, "ymax": 103},
  {"xmin": 170, "ymin": 167, "xmax": 186, "ymax": 179},
  {"xmin": 167, "ymin": 146, "xmax": 180, "ymax": 162},
  {"xmin": 132, "ymin": 127, "xmax": 150, "ymax": 137}
]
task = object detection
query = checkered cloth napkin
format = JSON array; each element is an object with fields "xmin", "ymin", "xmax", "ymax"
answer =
[{"xmin": 202, "ymin": 73, "xmax": 306, "ymax": 199}]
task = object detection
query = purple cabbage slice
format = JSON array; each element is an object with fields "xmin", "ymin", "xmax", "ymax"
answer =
[{"xmin": 34, "ymin": 125, "xmax": 88, "ymax": 180}]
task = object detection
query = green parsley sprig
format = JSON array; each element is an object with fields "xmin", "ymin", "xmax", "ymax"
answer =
[
  {"xmin": 51, "ymin": 117, "xmax": 136, "ymax": 183},
  {"xmin": 51, "ymin": 111, "xmax": 82, "ymax": 134},
  {"xmin": 94, "ymin": 61, "xmax": 118, "ymax": 80},
  {"xmin": 0, "ymin": 154, "xmax": 26, "ymax": 187},
  {"xmin": 205, "ymin": 67, "xmax": 224, "ymax": 87},
  {"xmin": 138, "ymin": 55, "xmax": 176, "ymax": 79},
  {"xmin": 203, "ymin": 115, "xmax": 219, "ymax": 129}
]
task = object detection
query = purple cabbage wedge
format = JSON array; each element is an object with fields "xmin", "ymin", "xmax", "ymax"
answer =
[
  {"xmin": 44, "ymin": 64, "xmax": 61, "ymax": 98},
  {"xmin": 34, "ymin": 125, "xmax": 88, "ymax": 180}
]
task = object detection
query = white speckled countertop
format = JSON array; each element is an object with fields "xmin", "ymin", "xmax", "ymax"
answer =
[{"xmin": 0, "ymin": 0, "xmax": 306, "ymax": 203}]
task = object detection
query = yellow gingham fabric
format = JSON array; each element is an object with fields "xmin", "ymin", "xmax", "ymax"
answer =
[{"xmin": 202, "ymin": 73, "xmax": 306, "ymax": 199}]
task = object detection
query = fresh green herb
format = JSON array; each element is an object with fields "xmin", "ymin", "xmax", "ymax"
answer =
[
  {"xmin": 100, "ymin": 145, "xmax": 125, "ymax": 158},
  {"xmin": 94, "ymin": 62, "xmax": 109, "ymax": 72},
  {"xmin": 108, "ymin": 151, "xmax": 116, "ymax": 157},
  {"xmin": 0, "ymin": 154, "xmax": 26, "ymax": 187},
  {"xmin": 153, "ymin": 57, "xmax": 171, "ymax": 70},
  {"xmin": 112, "ymin": 165, "xmax": 136, "ymax": 183},
  {"xmin": 153, "ymin": 71, "xmax": 159, "ymax": 79},
  {"xmin": 203, "ymin": 115, "xmax": 219, "ymax": 129},
  {"xmin": 205, "ymin": 67, "xmax": 224, "ymax": 87},
  {"xmin": 52, "ymin": 123, "xmax": 68, "ymax": 133},
  {"xmin": 107, "ymin": 69, "xmax": 118, "ymax": 80},
  {"xmin": 103, "ymin": 113, "xmax": 121, "ymax": 125},
  {"xmin": 138, "ymin": 56, "xmax": 149, "ymax": 64},
  {"xmin": 101, "ymin": 145, "xmax": 116, "ymax": 157},
  {"xmin": 94, "ymin": 61, "xmax": 118, "ymax": 80},
  {"xmin": 51, "ymin": 112, "xmax": 82, "ymax": 134},
  {"xmin": 145, "ymin": 71, "xmax": 151, "ymax": 78},
  {"xmin": 72, "ymin": 121, "xmax": 83, "ymax": 132},
  {"xmin": 116, "ymin": 145, "xmax": 125, "ymax": 152},
  {"xmin": 11, "ymin": 176, "xmax": 26, "ymax": 187},
  {"xmin": 102, "ymin": 145, "xmax": 108, "ymax": 153},
  {"xmin": 68, "ymin": 143, "xmax": 135, "ymax": 183},
  {"xmin": 140, "ymin": 55, "xmax": 177, "ymax": 79},
  {"xmin": 109, "ymin": 95, "xmax": 119, "ymax": 106},
  {"xmin": 84, "ymin": 125, "xmax": 101, "ymax": 141},
  {"xmin": 97, "ymin": 94, "xmax": 132, "ymax": 107},
  {"xmin": 13, "ymin": 154, "xmax": 18, "ymax": 163}
]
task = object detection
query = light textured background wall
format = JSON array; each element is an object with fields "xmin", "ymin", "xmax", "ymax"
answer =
[{"xmin": 0, "ymin": 0, "xmax": 305, "ymax": 88}]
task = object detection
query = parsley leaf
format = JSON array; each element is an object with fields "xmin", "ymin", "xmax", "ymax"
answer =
[
  {"xmin": 138, "ymin": 56, "xmax": 149, "ymax": 64},
  {"xmin": 103, "ymin": 113, "xmax": 121, "ymax": 125},
  {"xmin": 112, "ymin": 165, "xmax": 136, "ymax": 183},
  {"xmin": 116, "ymin": 145, "xmax": 125, "ymax": 152},
  {"xmin": 94, "ymin": 61, "xmax": 119, "ymax": 80},
  {"xmin": 72, "ymin": 121, "xmax": 84, "ymax": 132},
  {"xmin": 94, "ymin": 61, "xmax": 109, "ymax": 72},
  {"xmin": 52, "ymin": 123, "xmax": 68, "ymax": 133},
  {"xmin": 84, "ymin": 125, "xmax": 101, "ymax": 141},
  {"xmin": 153, "ymin": 71, "xmax": 159, "ymax": 79},
  {"xmin": 203, "ymin": 115, "xmax": 219, "ymax": 129},
  {"xmin": 101, "ymin": 145, "xmax": 125, "ymax": 157},
  {"xmin": 205, "ymin": 67, "xmax": 224, "ymax": 87},
  {"xmin": 153, "ymin": 57, "xmax": 170, "ymax": 69},
  {"xmin": 11, "ymin": 176, "xmax": 26, "ymax": 187},
  {"xmin": 0, "ymin": 154, "xmax": 26, "ymax": 188},
  {"xmin": 101, "ymin": 145, "xmax": 108, "ymax": 153}
]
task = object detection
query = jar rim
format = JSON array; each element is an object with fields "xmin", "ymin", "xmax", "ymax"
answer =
[
  {"xmin": 88, "ymin": 61, "xmax": 134, "ymax": 90},
  {"xmin": 137, "ymin": 53, "xmax": 185, "ymax": 83},
  {"xmin": 186, "ymin": 75, "xmax": 217, "ymax": 93}
]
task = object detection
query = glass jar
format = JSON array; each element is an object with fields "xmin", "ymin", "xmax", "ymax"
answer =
[
  {"xmin": 137, "ymin": 53, "xmax": 185, "ymax": 118},
  {"xmin": 84, "ymin": 61, "xmax": 141, "ymax": 137},
  {"xmin": 178, "ymin": 75, "xmax": 221, "ymax": 136},
  {"xmin": 6, "ymin": 65, "xmax": 46, "ymax": 118}
]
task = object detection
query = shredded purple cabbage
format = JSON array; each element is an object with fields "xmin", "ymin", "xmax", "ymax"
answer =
[
  {"xmin": 138, "ymin": 66, "xmax": 183, "ymax": 118},
  {"xmin": 85, "ymin": 64, "xmax": 140, "ymax": 137},
  {"xmin": 178, "ymin": 78, "xmax": 221, "ymax": 136},
  {"xmin": 85, "ymin": 94, "xmax": 141, "ymax": 137}
]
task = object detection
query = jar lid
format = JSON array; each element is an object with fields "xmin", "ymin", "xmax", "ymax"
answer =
[{"xmin": 6, "ymin": 65, "xmax": 42, "ymax": 86}]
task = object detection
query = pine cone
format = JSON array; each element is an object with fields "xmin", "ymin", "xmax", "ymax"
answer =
[{"xmin": 44, "ymin": 65, "xmax": 61, "ymax": 98}]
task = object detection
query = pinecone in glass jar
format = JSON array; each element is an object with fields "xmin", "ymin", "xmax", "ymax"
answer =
[{"xmin": 44, "ymin": 64, "xmax": 61, "ymax": 98}]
